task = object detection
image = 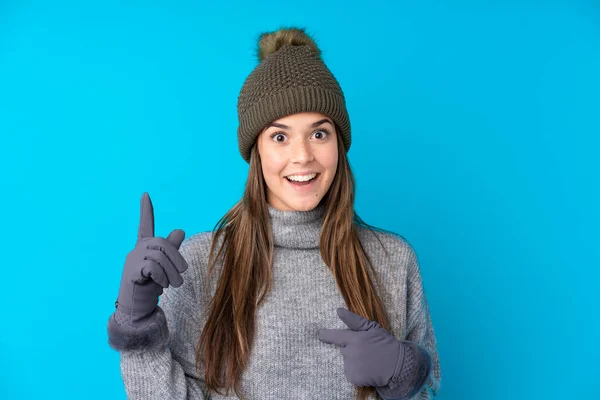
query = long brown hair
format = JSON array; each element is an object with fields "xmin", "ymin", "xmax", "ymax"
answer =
[{"xmin": 196, "ymin": 126, "xmax": 390, "ymax": 400}]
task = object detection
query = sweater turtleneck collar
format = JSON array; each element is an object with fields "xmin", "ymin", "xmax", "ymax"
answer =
[{"xmin": 267, "ymin": 202, "xmax": 325, "ymax": 249}]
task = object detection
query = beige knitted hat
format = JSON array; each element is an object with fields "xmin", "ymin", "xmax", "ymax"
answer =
[{"xmin": 236, "ymin": 27, "xmax": 351, "ymax": 163}]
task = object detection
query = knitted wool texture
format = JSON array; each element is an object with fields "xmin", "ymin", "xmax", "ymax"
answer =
[
  {"xmin": 112, "ymin": 204, "xmax": 442, "ymax": 399},
  {"xmin": 237, "ymin": 31, "xmax": 351, "ymax": 163}
]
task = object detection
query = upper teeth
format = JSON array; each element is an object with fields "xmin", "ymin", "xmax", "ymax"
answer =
[{"xmin": 287, "ymin": 173, "xmax": 317, "ymax": 182}]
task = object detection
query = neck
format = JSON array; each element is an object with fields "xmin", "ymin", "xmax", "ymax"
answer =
[{"xmin": 267, "ymin": 202, "xmax": 325, "ymax": 249}]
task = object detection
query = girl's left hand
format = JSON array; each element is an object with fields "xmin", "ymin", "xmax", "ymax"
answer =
[{"xmin": 318, "ymin": 307, "xmax": 408, "ymax": 388}]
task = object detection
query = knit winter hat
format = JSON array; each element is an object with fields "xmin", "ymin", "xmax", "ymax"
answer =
[{"xmin": 237, "ymin": 27, "xmax": 351, "ymax": 163}]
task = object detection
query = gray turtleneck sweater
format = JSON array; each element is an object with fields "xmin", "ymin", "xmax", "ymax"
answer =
[{"xmin": 112, "ymin": 203, "xmax": 441, "ymax": 399}]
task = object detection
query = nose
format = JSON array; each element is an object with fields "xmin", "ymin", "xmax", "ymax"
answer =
[{"xmin": 289, "ymin": 138, "xmax": 314, "ymax": 163}]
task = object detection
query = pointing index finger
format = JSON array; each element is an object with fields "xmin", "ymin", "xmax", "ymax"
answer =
[
  {"xmin": 318, "ymin": 329, "xmax": 351, "ymax": 347},
  {"xmin": 138, "ymin": 192, "xmax": 155, "ymax": 242}
]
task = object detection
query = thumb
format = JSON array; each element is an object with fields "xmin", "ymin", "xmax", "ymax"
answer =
[
  {"xmin": 166, "ymin": 229, "xmax": 185, "ymax": 250},
  {"xmin": 336, "ymin": 308, "xmax": 380, "ymax": 331}
]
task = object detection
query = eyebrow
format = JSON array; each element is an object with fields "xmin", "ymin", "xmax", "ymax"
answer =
[{"xmin": 267, "ymin": 118, "xmax": 333, "ymax": 130}]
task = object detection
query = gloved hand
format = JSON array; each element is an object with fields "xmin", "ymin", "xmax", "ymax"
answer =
[
  {"xmin": 318, "ymin": 308, "xmax": 432, "ymax": 397},
  {"xmin": 112, "ymin": 192, "xmax": 188, "ymax": 330}
]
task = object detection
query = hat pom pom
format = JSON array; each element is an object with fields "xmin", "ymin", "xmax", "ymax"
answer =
[{"xmin": 256, "ymin": 27, "xmax": 321, "ymax": 62}]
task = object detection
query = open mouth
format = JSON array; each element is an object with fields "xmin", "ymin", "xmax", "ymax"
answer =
[{"xmin": 285, "ymin": 173, "xmax": 320, "ymax": 188}]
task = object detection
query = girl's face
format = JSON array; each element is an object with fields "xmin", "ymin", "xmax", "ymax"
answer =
[{"xmin": 257, "ymin": 112, "xmax": 338, "ymax": 212}]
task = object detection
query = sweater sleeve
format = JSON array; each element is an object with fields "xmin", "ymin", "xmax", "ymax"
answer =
[
  {"xmin": 377, "ymin": 248, "xmax": 442, "ymax": 400},
  {"xmin": 109, "ymin": 239, "xmax": 209, "ymax": 399}
]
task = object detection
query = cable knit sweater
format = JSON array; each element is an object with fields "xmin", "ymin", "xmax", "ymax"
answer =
[{"xmin": 109, "ymin": 202, "xmax": 441, "ymax": 399}]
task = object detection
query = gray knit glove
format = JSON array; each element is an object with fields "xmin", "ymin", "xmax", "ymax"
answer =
[
  {"xmin": 318, "ymin": 308, "xmax": 432, "ymax": 399},
  {"xmin": 107, "ymin": 192, "xmax": 188, "ymax": 351}
]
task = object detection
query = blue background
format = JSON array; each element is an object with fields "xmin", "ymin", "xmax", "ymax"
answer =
[{"xmin": 1, "ymin": 1, "xmax": 598, "ymax": 399}]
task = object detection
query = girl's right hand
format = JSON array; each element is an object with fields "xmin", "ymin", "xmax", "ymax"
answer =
[{"xmin": 114, "ymin": 192, "xmax": 189, "ymax": 328}]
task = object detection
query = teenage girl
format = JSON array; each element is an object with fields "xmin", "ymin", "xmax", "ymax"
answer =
[{"xmin": 108, "ymin": 27, "xmax": 442, "ymax": 400}]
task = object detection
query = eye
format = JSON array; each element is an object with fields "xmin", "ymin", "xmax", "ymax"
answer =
[
  {"xmin": 271, "ymin": 132, "xmax": 287, "ymax": 143},
  {"xmin": 312, "ymin": 128, "xmax": 331, "ymax": 140},
  {"xmin": 269, "ymin": 128, "xmax": 331, "ymax": 143}
]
